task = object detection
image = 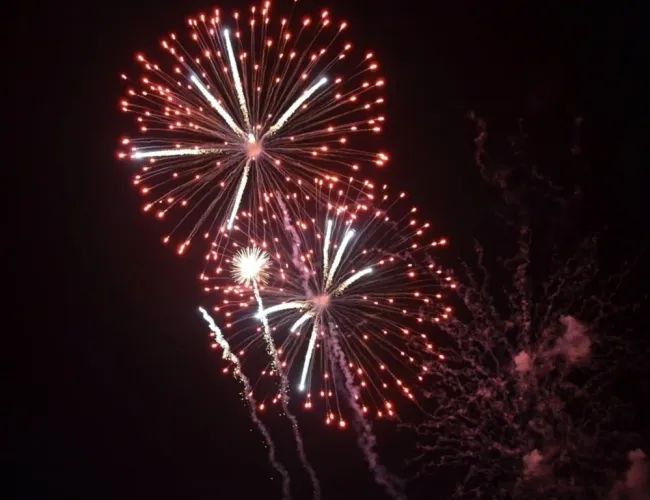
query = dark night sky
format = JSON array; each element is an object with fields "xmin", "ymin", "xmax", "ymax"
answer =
[{"xmin": 9, "ymin": 1, "xmax": 648, "ymax": 499}]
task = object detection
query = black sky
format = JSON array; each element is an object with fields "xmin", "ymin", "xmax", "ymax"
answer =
[{"xmin": 9, "ymin": 0, "xmax": 649, "ymax": 499}]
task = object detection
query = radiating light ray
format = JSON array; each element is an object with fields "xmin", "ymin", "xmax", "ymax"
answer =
[
  {"xmin": 257, "ymin": 301, "xmax": 306, "ymax": 319},
  {"xmin": 290, "ymin": 311, "xmax": 314, "ymax": 333},
  {"xmin": 190, "ymin": 74, "xmax": 246, "ymax": 138},
  {"xmin": 325, "ymin": 228, "xmax": 355, "ymax": 289},
  {"xmin": 322, "ymin": 219, "xmax": 333, "ymax": 278},
  {"xmin": 334, "ymin": 267, "xmax": 373, "ymax": 295},
  {"xmin": 265, "ymin": 77, "xmax": 328, "ymax": 137},
  {"xmin": 227, "ymin": 159, "xmax": 251, "ymax": 230},
  {"xmin": 223, "ymin": 29, "xmax": 251, "ymax": 130},
  {"xmin": 299, "ymin": 320, "xmax": 320, "ymax": 392},
  {"xmin": 132, "ymin": 148, "xmax": 222, "ymax": 159}
]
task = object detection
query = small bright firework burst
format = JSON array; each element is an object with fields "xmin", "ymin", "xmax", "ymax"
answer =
[
  {"xmin": 232, "ymin": 247, "xmax": 270, "ymax": 286},
  {"xmin": 200, "ymin": 181, "xmax": 455, "ymax": 423},
  {"xmin": 117, "ymin": 2, "xmax": 388, "ymax": 255}
]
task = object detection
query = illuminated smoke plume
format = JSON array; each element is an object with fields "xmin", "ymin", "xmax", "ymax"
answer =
[
  {"xmin": 610, "ymin": 449, "xmax": 649, "ymax": 500},
  {"xmin": 403, "ymin": 115, "xmax": 648, "ymax": 499}
]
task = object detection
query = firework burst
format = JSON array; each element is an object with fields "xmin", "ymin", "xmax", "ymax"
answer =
[
  {"xmin": 200, "ymin": 181, "xmax": 454, "ymax": 424},
  {"xmin": 232, "ymin": 246, "xmax": 270, "ymax": 286},
  {"xmin": 117, "ymin": 2, "xmax": 387, "ymax": 255}
]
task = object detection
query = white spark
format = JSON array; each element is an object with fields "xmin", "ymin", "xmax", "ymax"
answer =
[
  {"xmin": 334, "ymin": 267, "xmax": 373, "ymax": 295},
  {"xmin": 132, "ymin": 147, "xmax": 222, "ymax": 159},
  {"xmin": 223, "ymin": 29, "xmax": 251, "ymax": 130},
  {"xmin": 299, "ymin": 319, "xmax": 320, "ymax": 391},
  {"xmin": 265, "ymin": 77, "xmax": 328, "ymax": 137},
  {"xmin": 258, "ymin": 301, "xmax": 307, "ymax": 319},
  {"xmin": 290, "ymin": 311, "xmax": 315, "ymax": 333},
  {"xmin": 190, "ymin": 74, "xmax": 246, "ymax": 138},
  {"xmin": 227, "ymin": 159, "xmax": 251, "ymax": 230},
  {"xmin": 325, "ymin": 228, "xmax": 355, "ymax": 289}
]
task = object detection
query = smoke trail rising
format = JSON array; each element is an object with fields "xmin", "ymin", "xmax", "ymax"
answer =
[
  {"xmin": 329, "ymin": 327, "xmax": 405, "ymax": 500},
  {"xmin": 251, "ymin": 287, "xmax": 321, "ymax": 499},
  {"xmin": 280, "ymin": 385, "xmax": 322, "ymax": 500},
  {"xmin": 277, "ymin": 196, "xmax": 312, "ymax": 296},
  {"xmin": 198, "ymin": 307, "xmax": 292, "ymax": 499}
]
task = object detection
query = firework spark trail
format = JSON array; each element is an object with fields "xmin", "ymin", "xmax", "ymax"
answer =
[
  {"xmin": 265, "ymin": 77, "xmax": 329, "ymax": 137},
  {"xmin": 325, "ymin": 228, "xmax": 355, "ymax": 288},
  {"xmin": 227, "ymin": 159, "xmax": 251, "ymax": 230},
  {"xmin": 189, "ymin": 74, "xmax": 245, "ymax": 138},
  {"xmin": 298, "ymin": 319, "xmax": 320, "ymax": 392},
  {"xmin": 289, "ymin": 311, "xmax": 314, "ymax": 333},
  {"xmin": 334, "ymin": 267, "xmax": 373, "ymax": 294},
  {"xmin": 132, "ymin": 148, "xmax": 223, "ymax": 159},
  {"xmin": 198, "ymin": 307, "xmax": 291, "ymax": 499},
  {"xmin": 329, "ymin": 328, "xmax": 405, "ymax": 500},
  {"xmin": 251, "ymin": 278, "xmax": 321, "ymax": 500},
  {"xmin": 258, "ymin": 302, "xmax": 306, "ymax": 318},
  {"xmin": 322, "ymin": 219, "xmax": 333, "ymax": 278},
  {"xmin": 223, "ymin": 29, "xmax": 251, "ymax": 130}
]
